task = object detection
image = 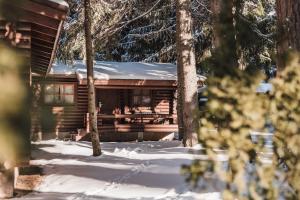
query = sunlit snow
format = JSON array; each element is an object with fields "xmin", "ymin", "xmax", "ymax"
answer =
[{"xmin": 19, "ymin": 140, "xmax": 221, "ymax": 200}]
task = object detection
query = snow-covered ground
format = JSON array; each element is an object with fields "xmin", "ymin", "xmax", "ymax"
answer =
[{"xmin": 18, "ymin": 140, "xmax": 221, "ymax": 200}]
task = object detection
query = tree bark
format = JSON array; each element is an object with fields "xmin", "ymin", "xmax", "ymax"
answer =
[
  {"xmin": 210, "ymin": 0, "xmax": 239, "ymax": 76},
  {"xmin": 176, "ymin": 0, "xmax": 198, "ymax": 147},
  {"xmin": 276, "ymin": 0, "xmax": 300, "ymax": 70},
  {"xmin": 176, "ymin": 89, "xmax": 184, "ymax": 140},
  {"xmin": 84, "ymin": 0, "xmax": 101, "ymax": 156},
  {"xmin": 210, "ymin": 0, "xmax": 221, "ymax": 49},
  {"xmin": 235, "ymin": 0, "xmax": 246, "ymax": 70}
]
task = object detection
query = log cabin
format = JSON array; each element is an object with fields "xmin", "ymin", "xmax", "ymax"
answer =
[
  {"xmin": 33, "ymin": 61, "xmax": 206, "ymax": 141},
  {"xmin": 0, "ymin": 0, "xmax": 69, "ymax": 76}
]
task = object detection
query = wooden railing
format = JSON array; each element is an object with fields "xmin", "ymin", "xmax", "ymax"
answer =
[
  {"xmin": 84, "ymin": 113, "xmax": 177, "ymax": 132},
  {"xmin": 98, "ymin": 113, "xmax": 176, "ymax": 119},
  {"xmin": 98, "ymin": 113, "xmax": 176, "ymax": 124}
]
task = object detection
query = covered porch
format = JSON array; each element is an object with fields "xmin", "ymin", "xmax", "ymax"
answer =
[{"xmin": 85, "ymin": 87, "xmax": 179, "ymax": 141}]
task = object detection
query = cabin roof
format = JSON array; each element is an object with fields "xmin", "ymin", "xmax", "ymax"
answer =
[
  {"xmin": 0, "ymin": 0, "xmax": 68, "ymax": 76},
  {"xmin": 78, "ymin": 61, "xmax": 178, "ymax": 81},
  {"xmin": 50, "ymin": 61, "xmax": 207, "ymax": 83},
  {"xmin": 45, "ymin": 0, "xmax": 69, "ymax": 7},
  {"xmin": 51, "ymin": 61, "xmax": 179, "ymax": 81}
]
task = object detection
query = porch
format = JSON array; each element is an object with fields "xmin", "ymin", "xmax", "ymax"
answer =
[{"xmin": 85, "ymin": 88, "xmax": 179, "ymax": 141}]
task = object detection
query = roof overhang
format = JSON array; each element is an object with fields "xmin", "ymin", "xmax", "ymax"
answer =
[
  {"xmin": 0, "ymin": 0, "xmax": 68, "ymax": 76},
  {"xmin": 80, "ymin": 78, "xmax": 178, "ymax": 89}
]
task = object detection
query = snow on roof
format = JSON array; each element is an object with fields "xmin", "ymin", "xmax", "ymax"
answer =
[
  {"xmin": 50, "ymin": 63, "xmax": 75, "ymax": 75},
  {"xmin": 75, "ymin": 61, "xmax": 177, "ymax": 80},
  {"xmin": 47, "ymin": 0, "xmax": 69, "ymax": 7},
  {"xmin": 50, "ymin": 61, "xmax": 207, "ymax": 82}
]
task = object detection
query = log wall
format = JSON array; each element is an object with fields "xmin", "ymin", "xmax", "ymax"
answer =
[{"xmin": 32, "ymin": 78, "xmax": 179, "ymax": 141}]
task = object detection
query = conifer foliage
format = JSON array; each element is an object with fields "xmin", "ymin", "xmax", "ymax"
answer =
[{"xmin": 182, "ymin": 0, "xmax": 300, "ymax": 199}]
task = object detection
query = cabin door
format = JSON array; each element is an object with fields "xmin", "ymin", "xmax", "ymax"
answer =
[{"xmin": 96, "ymin": 89, "xmax": 120, "ymax": 115}]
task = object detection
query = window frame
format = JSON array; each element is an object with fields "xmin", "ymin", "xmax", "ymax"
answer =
[
  {"xmin": 43, "ymin": 83, "xmax": 76, "ymax": 106},
  {"xmin": 132, "ymin": 89, "xmax": 152, "ymax": 107}
]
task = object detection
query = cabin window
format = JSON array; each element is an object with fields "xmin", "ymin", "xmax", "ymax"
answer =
[
  {"xmin": 133, "ymin": 89, "xmax": 151, "ymax": 106},
  {"xmin": 44, "ymin": 84, "xmax": 75, "ymax": 105}
]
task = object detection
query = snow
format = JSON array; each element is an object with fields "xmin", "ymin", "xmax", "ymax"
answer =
[
  {"xmin": 50, "ymin": 63, "xmax": 75, "ymax": 75},
  {"xmin": 74, "ymin": 61, "xmax": 177, "ymax": 81},
  {"xmin": 47, "ymin": 0, "xmax": 69, "ymax": 7},
  {"xmin": 267, "ymin": 11, "xmax": 276, "ymax": 17},
  {"xmin": 256, "ymin": 83, "xmax": 273, "ymax": 93},
  {"xmin": 18, "ymin": 140, "xmax": 221, "ymax": 200},
  {"xmin": 50, "ymin": 61, "xmax": 207, "ymax": 82}
]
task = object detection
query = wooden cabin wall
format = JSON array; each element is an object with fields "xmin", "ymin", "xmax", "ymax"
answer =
[
  {"xmin": 58, "ymin": 84, "xmax": 88, "ymax": 133},
  {"xmin": 97, "ymin": 89, "xmax": 177, "ymax": 116},
  {"xmin": 153, "ymin": 90, "xmax": 176, "ymax": 115},
  {"xmin": 97, "ymin": 88, "xmax": 178, "ymax": 141},
  {"xmin": 32, "ymin": 79, "xmax": 178, "ymax": 140},
  {"xmin": 121, "ymin": 89, "xmax": 176, "ymax": 115},
  {"xmin": 32, "ymin": 76, "xmax": 88, "ymax": 138}
]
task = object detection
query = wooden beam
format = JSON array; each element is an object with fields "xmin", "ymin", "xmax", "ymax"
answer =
[
  {"xmin": 32, "ymin": 38, "xmax": 54, "ymax": 48},
  {"xmin": 31, "ymin": 24, "xmax": 57, "ymax": 36},
  {"xmin": 46, "ymin": 20, "xmax": 63, "ymax": 75},
  {"xmin": 32, "ymin": 65, "xmax": 47, "ymax": 71},
  {"xmin": 0, "ymin": 1, "xmax": 68, "ymax": 77},
  {"xmin": 32, "ymin": 66, "xmax": 46, "ymax": 71},
  {"xmin": 94, "ymin": 85, "xmax": 177, "ymax": 90},
  {"xmin": 22, "ymin": 10, "xmax": 60, "ymax": 30},
  {"xmin": 31, "ymin": 0, "xmax": 69, "ymax": 13},
  {"xmin": 31, "ymin": 57, "xmax": 50, "ymax": 64},
  {"xmin": 98, "ymin": 114, "xmax": 177, "ymax": 119},
  {"xmin": 32, "ymin": 41, "xmax": 53, "ymax": 50},
  {"xmin": 19, "ymin": 0, "xmax": 67, "ymax": 20},
  {"xmin": 0, "ymin": 21, "xmax": 31, "ymax": 30},
  {"xmin": 0, "ymin": 21, "xmax": 31, "ymax": 29},
  {"xmin": 32, "ymin": 60, "xmax": 48, "ymax": 68},
  {"xmin": 80, "ymin": 79, "xmax": 177, "ymax": 87},
  {"xmin": 32, "ymin": 66, "xmax": 47, "ymax": 73},
  {"xmin": 31, "ymin": 52, "xmax": 51, "ymax": 60},
  {"xmin": 32, "ymin": 68, "xmax": 46, "ymax": 74},
  {"xmin": 31, "ymin": 66, "xmax": 48, "ymax": 73},
  {"xmin": 31, "ymin": 30, "xmax": 55, "ymax": 43},
  {"xmin": 32, "ymin": 47, "xmax": 53, "ymax": 57},
  {"xmin": 32, "ymin": 56, "xmax": 50, "ymax": 63},
  {"xmin": 34, "ymin": 59, "xmax": 50, "ymax": 66},
  {"xmin": 31, "ymin": 64, "xmax": 49, "ymax": 72}
]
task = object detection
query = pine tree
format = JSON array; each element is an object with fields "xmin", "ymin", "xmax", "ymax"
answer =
[
  {"xmin": 84, "ymin": 0, "xmax": 101, "ymax": 156},
  {"xmin": 276, "ymin": 0, "xmax": 300, "ymax": 70},
  {"xmin": 176, "ymin": 0, "xmax": 198, "ymax": 147}
]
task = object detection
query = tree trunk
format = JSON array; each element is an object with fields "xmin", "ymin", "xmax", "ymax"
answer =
[
  {"xmin": 210, "ymin": 0, "xmax": 221, "ymax": 49},
  {"xmin": 176, "ymin": 0, "xmax": 198, "ymax": 147},
  {"xmin": 84, "ymin": 0, "xmax": 101, "ymax": 156},
  {"xmin": 210, "ymin": 0, "xmax": 238, "ymax": 76},
  {"xmin": 176, "ymin": 89, "xmax": 184, "ymax": 140},
  {"xmin": 276, "ymin": 0, "xmax": 300, "ymax": 70},
  {"xmin": 235, "ymin": 0, "xmax": 246, "ymax": 70}
]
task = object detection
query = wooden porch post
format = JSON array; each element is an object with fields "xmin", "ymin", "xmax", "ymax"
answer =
[{"xmin": 0, "ymin": 167, "xmax": 14, "ymax": 199}]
